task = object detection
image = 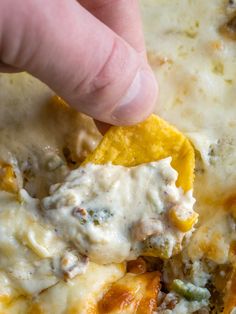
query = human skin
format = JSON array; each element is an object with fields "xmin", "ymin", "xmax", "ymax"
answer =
[{"xmin": 0, "ymin": 0, "xmax": 158, "ymax": 125}]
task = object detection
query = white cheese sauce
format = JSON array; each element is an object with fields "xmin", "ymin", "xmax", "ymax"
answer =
[
  {"xmin": 141, "ymin": 0, "xmax": 236, "ymax": 271},
  {"xmin": 0, "ymin": 74, "xmax": 101, "ymax": 199},
  {"xmin": 0, "ymin": 190, "xmax": 88, "ymax": 296},
  {"xmin": 0, "ymin": 1, "xmax": 234, "ymax": 309},
  {"xmin": 42, "ymin": 158, "xmax": 196, "ymax": 264}
]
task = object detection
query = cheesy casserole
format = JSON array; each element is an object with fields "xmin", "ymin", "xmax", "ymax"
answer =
[{"xmin": 0, "ymin": 0, "xmax": 235, "ymax": 313}]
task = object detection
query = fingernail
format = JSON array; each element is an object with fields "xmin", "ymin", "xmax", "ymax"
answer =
[
  {"xmin": 118, "ymin": 70, "xmax": 141, "ymax": 107},
  {"xmin": 111, "ymin": 68, "xmax": 158, "ymax": 124}
]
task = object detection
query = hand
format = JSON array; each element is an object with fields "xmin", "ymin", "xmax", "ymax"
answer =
[{"xmin": 0, "ymin": 0, "xmax": 158, "ymax": 125}]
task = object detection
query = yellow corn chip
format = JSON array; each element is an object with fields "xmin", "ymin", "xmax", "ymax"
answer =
[
  {"xmin": 83, "ymin": 114, "xmax": 194, "ymax": 191},
  {"xmin": 50, "ymin": 95, "xmax": 70, "ymax": 110}
]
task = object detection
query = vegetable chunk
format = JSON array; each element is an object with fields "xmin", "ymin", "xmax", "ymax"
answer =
[
  {"xmin": 172, "ymin": 279, "xmax": 210, "ymax": 301},
  {"xmin": 0, "ymin": 162, "xmax": 17, "ymax": 193}
]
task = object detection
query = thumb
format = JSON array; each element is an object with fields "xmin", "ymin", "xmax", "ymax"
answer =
[{"xmin": 0, "ymin": 0, "xmax": 158, "ymax": 125}]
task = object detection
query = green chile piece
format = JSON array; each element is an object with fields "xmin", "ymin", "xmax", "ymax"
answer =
[{"xmin": 172, "ymin": 279, "xmax": 210, "ymax": 301}]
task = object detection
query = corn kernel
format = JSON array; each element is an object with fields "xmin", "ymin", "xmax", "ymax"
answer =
[
  {"xmin": 0, "ymin": 162, "xmax": 18, "ymax": 193},
  {"xmin": 169, "ymin": 206, "xmax": 198, "ymax": 232},
  {"xmin": 0, "ymin": 294, "xmax": 12, "ymax": 304}
]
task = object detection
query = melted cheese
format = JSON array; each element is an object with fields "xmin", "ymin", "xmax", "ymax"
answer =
[
  {"xmin": 0, "ymin": 263, "xmax": 125, "ymax": 314},
  {"xmin": 42, "ymin": 159, "xmax": 195, "ymax": 264},
  {"xmin": 97, "ymin": 271, "xmax": 160, "ymax": 313},
  {"xmin": 0, "ymin": 0, "xmax": 235, "ymax": 313},
  {"xmin": 156, "ymin": 292, "xmax": 208, "ymax": 314},
  {"xmin": 143, "ymin": 0, "xmax": 236, "ymax": 198},
  {"xmin": 0, "ymin": 75, "xmax": 101, "ymax": 198},
  {"xmin": 0, "ymin": 190, "xmax": 88, "ymax": 297},
  {"xmin": 142, "ymin": 0, "xmax": 236, "ymax": 267}
]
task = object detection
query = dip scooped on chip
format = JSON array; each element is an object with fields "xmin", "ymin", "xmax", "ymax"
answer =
[{"xmin": 42, "ymin": 114, "xmax": 198, "ymax": 264}]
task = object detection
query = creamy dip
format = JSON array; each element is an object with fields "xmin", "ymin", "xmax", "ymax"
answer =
[
  {"xmin": 0, "ymin": 190, "xmax": 88, "ymax": 297},
  {"xmin": 0, "ymin": 0, "xmax": 234, "ymax": 311},
  {"xmin": 42, "ymin": 158, "xmax": 196, "ymax": 264}
]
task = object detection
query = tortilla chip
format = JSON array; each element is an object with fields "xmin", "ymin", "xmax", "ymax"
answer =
[{"xmin": 84, "ymin": 115, "xmax": 194, "ymax": 191}]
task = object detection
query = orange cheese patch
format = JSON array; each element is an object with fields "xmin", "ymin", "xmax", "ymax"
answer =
[{"xmin": 97, "ymin": 271, "xmax": 161, "ymax": 314}]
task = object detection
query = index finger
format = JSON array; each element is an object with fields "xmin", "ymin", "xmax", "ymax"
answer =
[{"xmin": 79, "ymin": 0, "xmax": 146, "ymax": 54}]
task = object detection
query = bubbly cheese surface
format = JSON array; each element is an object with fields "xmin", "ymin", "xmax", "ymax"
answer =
[
  {"xmin": 143, "ymin": 0, "xmax": 236, "ymax": 198},
  {"xmin": 0, "ymin": 75, "xmax": 101, "ymax": 199},
  {"xmin": 0, "ymin": 0, "xmax": 235, "ymax": 313},
  {"xmin": 0, "ymin": 262, "xmax": 125, "ymax": 314},
  {"xmin": 42, "ymin": 159, "xmax": 196, "ymax": 264},
  {"xmin": 0, "ymin": 190, "xmax": 90, "ymax": 297},
  {"xmin": 142, "ymin": 0, "xmax": 236, "ymax": 267}
]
